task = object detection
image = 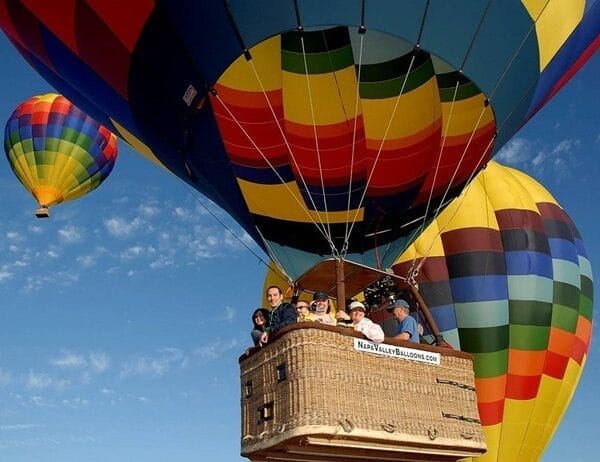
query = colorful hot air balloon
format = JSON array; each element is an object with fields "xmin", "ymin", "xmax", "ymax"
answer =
[
  {"xmin": 387, "ymin": 161, "xmax": 593, "ymax": 461},
  {"xmin": 3, "ymin": 93, "xmax": 118, "ymax": 217},
  {"xmin": 0, "ymin": 1, "xmax": 598, "ymax": 277},
  {"xmin": 261, "ymin": 161, "xmax": 593, "ymax": 460}
]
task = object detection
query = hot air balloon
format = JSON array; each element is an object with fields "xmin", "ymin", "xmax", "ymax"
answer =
[
  {"xmin": 259, "ymin": 161, "xmax": 593, "ymax": 461},
  {"xmin": 3, "ymin": 93, "xmax": 118, "ymax": 217},
  {"xmin": 0, "ymin": 1, "xmax": 598, "ymax": 290},
  {"xmin": 1, "ymin": 2, "xmax": 595, "ymax": 461},
  {"xmin": 384, "ymin": 161, "xmax": 593, "ymax": 461}
]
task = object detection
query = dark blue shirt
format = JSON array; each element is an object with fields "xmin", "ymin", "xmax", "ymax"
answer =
[{"xmin": 268, "ymin": 302, "xmax": 297, "ymax": 335}]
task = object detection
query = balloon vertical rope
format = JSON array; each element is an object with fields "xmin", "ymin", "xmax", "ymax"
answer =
[
  {"xmin": 410, "ymin": 0, "xmax": 553, "ymax": 275},
  {"xmin": 299, "ymin": 32, "xmax": 334, "ymax": 249},
  {"xmin": 245, "ymin": 59, "xmax": 331, "ymax": 239},
  {"xmin": 342, "ymin": 23, "xmax": 367, "ymax": 257},
  {"xmin": 212, "ymin": 93, "xmax": 335, "ymax": 249},
  {"xmin": 344, "ymin": 53, "xmax": 417, "ymax": 243}
]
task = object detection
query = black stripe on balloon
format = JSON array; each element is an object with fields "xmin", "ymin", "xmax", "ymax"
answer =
[
  {"xmin": 500, "ymin": 229, "xmax": 551, "ymax": 254},
  {"xmin": 418, "ymin": 281, "xmax": 454, "ymax": 307},
  {"xmin": 554, "ymin": 280, "xmax": 582, "ymax": 311},
  {"xmin": 543, "ymin": 219, "xmax": 575, "ymax": 242},
  {"xmin": 359, "ymin": 49, "xmax": 432, "ymax": 83},
  {"xmin": 282, "ymin": 26, "xmax": 350, "ymax": 53},
  {"xmin": 509, "ymin": 299, "xmax": 552, "ymax": 326},
  {"xmin": 250, "ymin": 206, "xmax": 424, "ymax": 255},
  {"xmin": 458, "ymin": 325, "xmax": 509, "ymax": 354},
  {"xmin": 581, "ymin": 275, "xmax": 593, "ymax": 300},
  {"xmin": 445, "ymin": 251, "xmax": 506, "ymax": 278}
]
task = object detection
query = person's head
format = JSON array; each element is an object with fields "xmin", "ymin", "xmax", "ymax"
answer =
[
  {"xmin": 266, "ymin": 286, "xmax": 283, "ymax": 308},
  {"xmin": 349, "ymin": 301, "xmax": 366, "ymax": 324},
  {"xmin": 252, "ymin": 308, "xmax": 270, "ymax": 330},
  {"xmin": 388, "ymin": 299, "xmax": 410, "ymax": 321},
  {"xmin": 296, "ymin": 300, "xmax": 310, "ymax": 317},
  {"xmin": 312, "ymin": 290, "xmax": 329, "ymax": 314}
]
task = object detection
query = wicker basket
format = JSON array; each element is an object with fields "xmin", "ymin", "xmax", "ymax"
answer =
[{"xmin": 240, "ymin": 323, "xmax": 486, "ymax": 461}]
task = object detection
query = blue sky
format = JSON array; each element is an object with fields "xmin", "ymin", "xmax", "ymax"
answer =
[{"xmin": 0, "ymin": 31, "xmax": 598, "ymax": 461}]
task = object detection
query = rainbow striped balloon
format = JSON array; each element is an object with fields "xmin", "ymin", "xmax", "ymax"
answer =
[
  {"xmin": 391, "ymin": 161, "xmax": 593, "ymax": 461},
  {"xmin": 4, "ymin": 93, "xmax": 118, "ymax": 215}
]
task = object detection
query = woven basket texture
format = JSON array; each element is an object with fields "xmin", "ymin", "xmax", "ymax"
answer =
[{"xmin": 240, "ymin": 325, "xmax": 486, "ymax": 459}]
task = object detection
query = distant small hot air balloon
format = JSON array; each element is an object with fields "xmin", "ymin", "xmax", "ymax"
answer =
[{"xmin": 3, "ymin": 93, "xmax": 118, "ymax": 217}]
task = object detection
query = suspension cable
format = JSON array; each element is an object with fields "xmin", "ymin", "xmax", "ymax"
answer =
[
  {"xmin": 244, "ymin": 59, "xmax": 331, "ymax": 240},
  {"xmin": 342, "ymin": 18, "xmax": 368, "ymax": 257},
  {"xmin": 173, "ymin": 174, "xmax": 286, "ymax": 279},
  {"xmin": 406, "ymin": 0, "xmax": 553, "ymax": 278},
  {"xmin": 344, "ymin": 53, "xmax": 418, "ymax": 245},
  {"xmin": 404, "ymin": 80, "xmax": 461, "ymax": 272},
  {"xmin": 212, "ymin": 92, "xmax": 337, "ymax": 253},
  {"xmin": 298, "ymin": 32, "xmax": 335, "ymax": 250}
]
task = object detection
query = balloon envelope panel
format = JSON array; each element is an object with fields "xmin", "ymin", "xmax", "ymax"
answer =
[
  {"xmin": 1, "ymin": 1, "xmax": 598, "ymax": 277},
  {"xmin": 392, "ymin": 161, "xmax": 593, "ymax": 461},
  {"xmin": 3, "ymin": 93, "xmax": 118, "ymax": 208}
]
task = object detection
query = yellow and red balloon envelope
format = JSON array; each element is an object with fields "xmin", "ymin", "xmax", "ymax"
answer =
[{"xmin": 0, "ymin": 1, "xmax": 598, "ymax": 277}]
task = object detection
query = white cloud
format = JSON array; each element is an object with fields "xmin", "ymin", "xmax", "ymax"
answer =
[
  {"xmin": 104, "ymin": 217, "xmax": 143, "ymax": 238},
  {"xmin": 120, "ymin": 347, "xmax": 185, "ymax": 379},
  {"xmin": 120, "ymin": 246, "xmax": 145, "ymax": 260},
  {"xmin": 138, "ymin": 203, "xmax": 160, "ymax": 217},
  {"xmin": 495, "ymin": 137, "xmax": 582, "ymax": 181},
  {"xmin": 88, "ymin": 352, "xmax": 110, "ymax": 373},
  {"xmin": 0, "ymin": 424, "xmax": 41, "ymax": 431},
  {"xmin": 173, "ymin": 207, "xmax": 188, "ymax": 220},
  {"xmin": 50, "ymin": 351, "xmax": 110, "ymax": 375},
  {"xmin": 24, "ymin": 271, "xmax": 79, "ymax": 292},
  {"xmin": 28, "ymin": 225, "xmax": 43, "ymax": 234},
  {"xmin": 25, "ymin": 371, "xmax": 70, "ymax": 391},
  {"xmin": 61, "ymin": 397, "xmax": 89, "ymax": 408},
  {"xmin": 194, "ymin": 338, "xmax": 238, "ymax": 364},
  {"xmin": 495, "ymin": 138, "xmax": 531, "ymax": 167},
  {"xmin": 58, "ymin": 225, "xmax": 84, "ymax": 243},
  {"xmin": 29, "ymin": 396, "xmax": 56, "ymax": 407},
  {"xmin": 100, "ymin": 388, "xmax": 114, "ymax": 395},
  {"xmin": 46, "ymin": 249, "xmax": 59, "ymax": 258},
  {"xmin": 0, "ymin": 266, "xmax": 13, "ymax": 283},
  {"xmin": 50, "ymin": 352, "xmax": 86, "ymax": 369},
  {"xmin": 219, "ymin": 306, "xmax": 236, "ymax": 322},
  {"xmin": 9, "ymin": 245, "xmax": 19, "ymax": 252},
  {"xmin": 76, "ymin": 255, "xmax": 97, "ymax": 267},
  {"xmin": 149, "ymin": 256, "xmax": 175, "ymax": 269},
  {"xmin": 6, "ymin": 231, "xmax": 22, "ymax": 241},
  {"xmin": 138, "ymin": 396, "xmax": 150, "ymax": 403}
]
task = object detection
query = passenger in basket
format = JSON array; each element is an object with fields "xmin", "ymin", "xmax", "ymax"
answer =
[
  {"xmin": 311, "ymin": 290, "xmax": 336, "ymax": 325},
  {"xmin": 265, "ymin": 285, "xmax": 297, "ymax": 339},
  {"xmin": 388, "ymin": 299, "xmax": 420, "ymax": 343},
  {"xmin": 250, "ymin": 308, "xmax": 271, "ymax": 347},
  {"xmin": 349, "ymin": 301, "xmax": 384, "ymax": 343},
  {"xmin": 296, "ymin": 300, "xmax": 314, "ymax": 322}
]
